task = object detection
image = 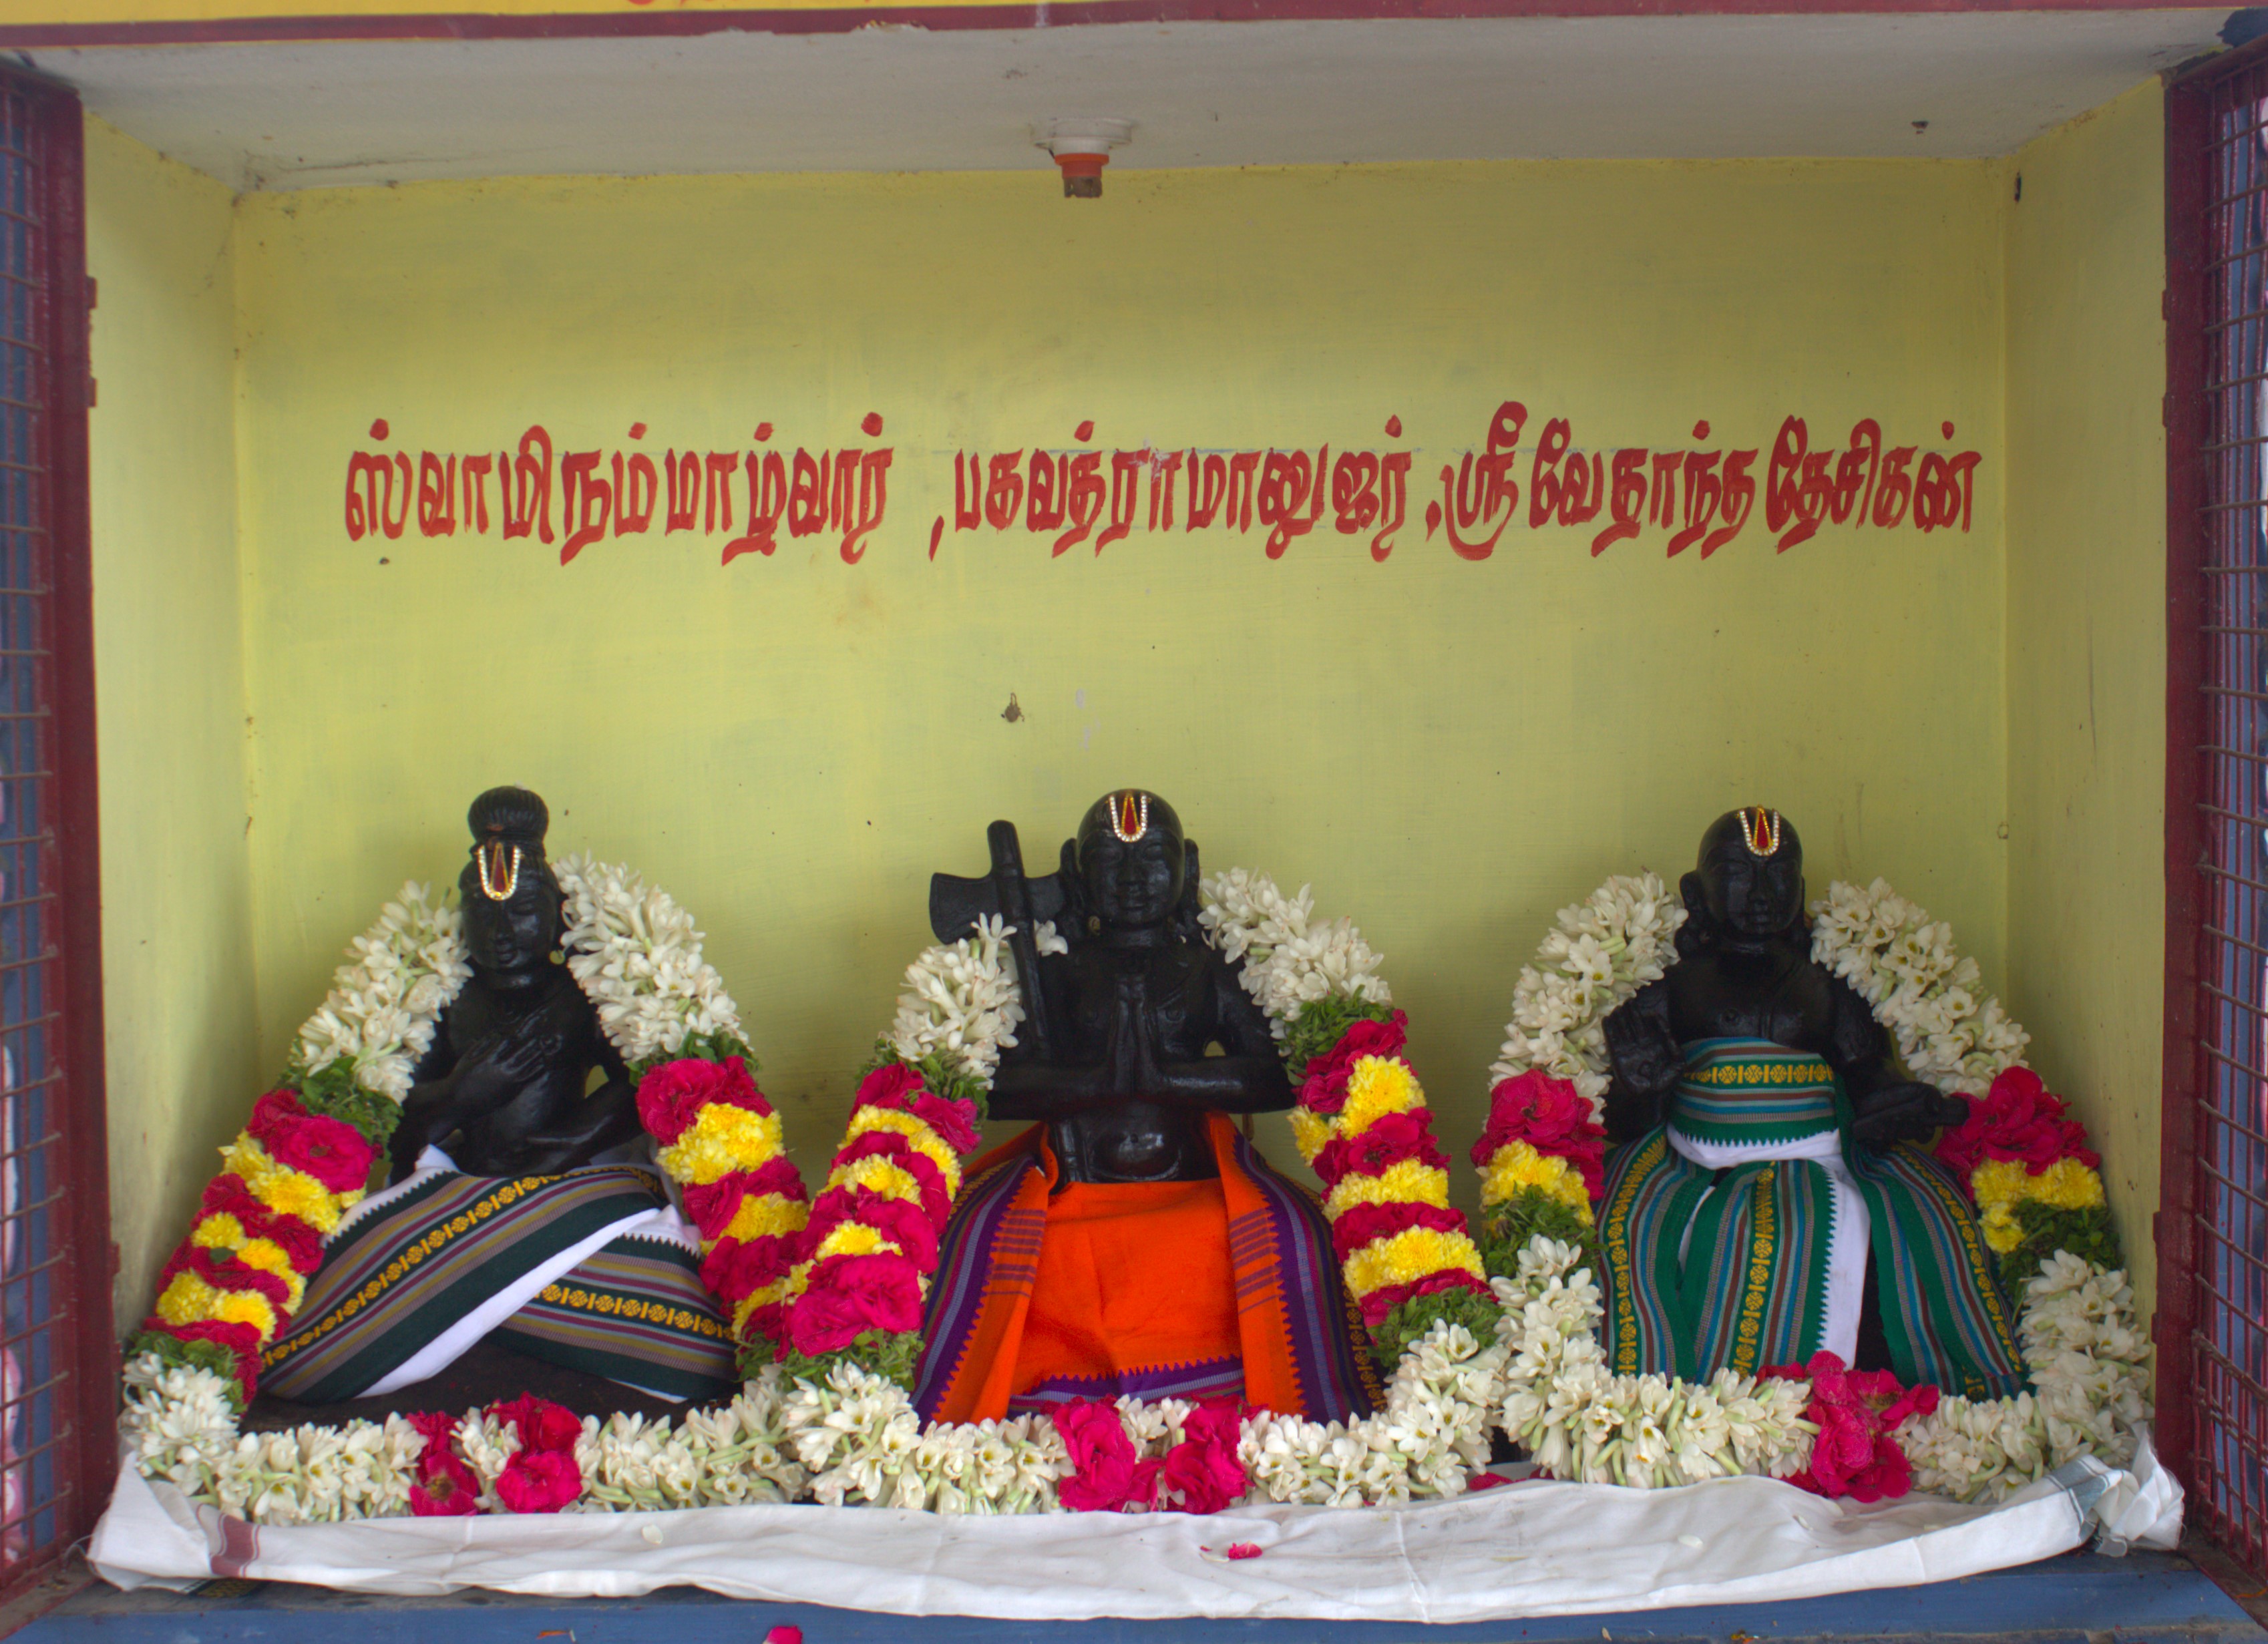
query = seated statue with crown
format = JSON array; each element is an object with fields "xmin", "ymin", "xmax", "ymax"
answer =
[
  {"xmin": 1596, "ymin": 807, "xmax": 2027, "ymax": 1399},
  {"xmin": 258, "ymin": 788, "xmax": 736, "ymax": 1416},
  {"xmin": 911, "ymin": 790, "xmax": 1380, "ymax": 1424}
]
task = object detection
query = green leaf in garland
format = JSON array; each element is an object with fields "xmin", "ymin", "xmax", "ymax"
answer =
[
  {"xmin": 864, "ymin": 1039, "xmax": 990, "ymax": 1123},
  {"xmin": 1368, "ymin": 1286, "xmax": 1503, "ymax": 1371},
  {"xmin": 1279, "ymin": 995, "xmax": 1398, "ymax": 1084},
  {"xmin": 287, "ymin": 1058, "xmax": 403, "ymax": 1151},
  {"xmin": 1997, "ymin": 1201, "xmax": 2123, "ymax": 1292},
  {"xmin": 1479, "ymin": 1187, "xmax": 1602, "ymax": 1283},
  {"xmin": 632, "ymin": 1031, "xmax": 760, "ymax": 1081},
  {"xmin": 771, "ymin": 1327, "xmax": 925, "ymax": 1391},
  {"xmin": 125, "ymin": 1329, "xmax": 251, "ymax": 1412}
]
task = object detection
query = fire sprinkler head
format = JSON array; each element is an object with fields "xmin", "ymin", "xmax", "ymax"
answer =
[{"xmin": 1034, "ymin": 118, "xmax": 1134, "ymax": 198}]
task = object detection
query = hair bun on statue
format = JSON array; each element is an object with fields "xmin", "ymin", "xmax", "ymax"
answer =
[{"xmin": 467, "ymin": 785, "xmax": 550, "ymax": 849}]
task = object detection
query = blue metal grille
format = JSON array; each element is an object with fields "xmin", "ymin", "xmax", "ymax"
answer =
[
  {"xmin": 0, "ymin": 83, "xmax": 68, "ymax": 1572},
  {"xmin": 2194, "ymin": 62, "xmax": 2268, "ymax": 1572}
]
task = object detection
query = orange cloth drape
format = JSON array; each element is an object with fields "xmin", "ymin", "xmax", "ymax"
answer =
[
  {"xmin": 1008, "ymin": 1175, "xmax": 1242, "ymax": 1405},
  {"xmin": 939, "ymin": 1113, "xmax": 1312, "ymax": 1422}
]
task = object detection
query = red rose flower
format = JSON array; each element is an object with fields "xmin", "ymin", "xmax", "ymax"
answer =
[
  {"xmin": 1764, "ymin": 1352, "xmax": 1938, "ymax": 1503},
  {"xmin": 1328, "ymin": 1200, "xmax": 1467, "ymax": 1262},
  {"xmin": 248, "ymin": 1091, "xmax": 377, "ymax": 1196},
  {"xmin": 1156, "ymin": 1398, "xmax": 1248, "ymax": 1514},
  {"xmin": 1298, "ymin": 1011, "xmax": 1410, "ymax": 1114},
  {"xmin": 1053, "ymin": 1400, "xmax": 1144, "ymax": 1512},
  {"xmin": 781, "ymin": 1252, "xmax": 923, "ymax": 1356},
  {"xmin": 1310, "ymin": 1110, "xmax": 1447, "ymax": 1189},
  {"xmin": 197, "ymin": 1174, "xmax": 326, "ymax": 1270},
  {"xmin": 801, "ymin": 1189, "xmax": 941, "ymax": 1274},
  {"xmin": 160, "ymin": 1243, "xmax": 293, "ymax": 1309},
  {"xmin": 410, "ymin": 1450, "xmax": 483, "ymax": 1516},
  {"xmin": 406, "ymin": 1410, "xmax": 457, "ymax": 1453},
  {"xmin": 488, "ymin": 1394, "xmax": 582, "ymax": 1454},
  {"xmin": 1472, "ymin": 1072, "xmax": 1605, "ymax": 1164},
  {"xmin": 1935, "ymin": 1066, "xmax": 2101, "ymax": 1181},
  {"xmin": 636, "ymin": 1056, "xmax": 771, "ymax": 1147},
  {"xmin": 855, "ymin": 1064, "xmax": 982, "ymax": 1158},
  {"xmin": 830, "ymin": 1132, "xmax": 950, "ymax": 1225},
  {"xmin": 679, "ymin": 1159, "xmax": 807, "ymax": 1240},
  {"xmin": 495, "ymin": 1447, "xmax": 583, "ymax": 1514},
  {"xmin": 1356, "ymin": 1268, "xmax": 1491, "ymax": 1328},
  {"xmin": 701, "ymin": 1233, "xmax": 794, "ymax": 1305}
]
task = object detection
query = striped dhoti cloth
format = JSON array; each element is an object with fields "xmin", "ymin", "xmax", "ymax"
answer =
[
  {"xmin": 262, "ymin": 1150, "xmax": 735, "ymax": 1404},
  {"xmin": 1598, "ymin": 1037, "xmax": 2026, "ymax": 1400}
]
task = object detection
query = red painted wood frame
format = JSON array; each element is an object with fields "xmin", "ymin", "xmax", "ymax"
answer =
[
  {"xmin": 0, "ymin": 64, "xmax": 115, "ymax": 1605},
  {"xmin": 2160, "ymin": 36, "xmax": 2268, "ymax": 1579},
  {"xmin": 0, "ymin": 0, "xmax": 2237, "ymax": 50}
]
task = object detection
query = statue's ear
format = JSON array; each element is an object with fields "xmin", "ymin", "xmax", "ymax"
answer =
[
  {"xmin": 1174, "ymin": 838, "xmax": 1204, "ymax": 942},
  {"xmin": 1057, "ymin": 837, "xmax": 1087, "ymax": 930},
  {"xmin": 1676, "ymin": 870, "xmax": 1712, "ymax": 956}
]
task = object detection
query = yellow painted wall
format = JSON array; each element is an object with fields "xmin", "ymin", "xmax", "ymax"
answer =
[
  {"xmin": 2003, "ymin": 81, "xmax": 2167, "ymax": 1321},
  {"xmin": 228, "ymin": 158, "xmax": 2011, "ymax": 1194},
  {"xmin": 83, "ymin": 117, "xmax": 261, "ymax": 1325}
]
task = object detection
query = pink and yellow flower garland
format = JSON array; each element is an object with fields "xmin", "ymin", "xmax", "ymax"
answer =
[
  {"xmin": 634, "ymin": 1052, "xmax": 809, "ymax": 1362},
  {"xmin": 1936, "ymin": 1065, "xmax": 2118, "ymax": 1286},
  {"xmin": 775, "ymin": 1061, "xmax": 980, "ymax": 1382},
  {"xmin": 1282, "ymin": 1009, "xmax": 1493, "ymax": 1352},
  {"xmin": 1470, "ymin": 1068, "xmax": 1608, "ymax": 1267},
  {"xmin": 139, "ymin": 1088, "xmax": 381, "ymax": 1396}
]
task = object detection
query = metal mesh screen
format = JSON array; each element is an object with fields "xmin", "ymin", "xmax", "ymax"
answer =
[
  {"xmin": 2187, "ymin": 54, "xmax": 2268, "ymax": 1575},
  {"xmin": 0, "ymin": 81, "xmax": 77, "ymax": 1582}
]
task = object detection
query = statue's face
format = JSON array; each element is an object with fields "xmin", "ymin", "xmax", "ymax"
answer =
[
  {"xmin": 460, "ymin": 852, "xmax": 562, "ymax": 974},
  {"xmin": 1696, "ymin": 811, "xmax": 1805, "ymax": 942},
  {"xmin": 1081, "ymin": 829, "xmax": 1185, "ymax": 931}
]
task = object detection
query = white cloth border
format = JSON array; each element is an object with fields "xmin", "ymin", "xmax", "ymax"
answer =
[{"xmin": 88, "ymin": 1435, "xmax": 2183, "ymax": 1620}]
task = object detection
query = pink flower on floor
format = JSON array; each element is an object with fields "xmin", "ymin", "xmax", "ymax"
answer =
[
  {"xmin": 1225, "ymin": 1544, "xmax": 1263, "ymax": 1561},
  {"xmin": 495, "ymin": 1447, "xmax": 583, "ymax": 1514},
  {"xmin": 1765, "ymin": 1351, "xmax": 1939, "ymax": 1503},
  {"xmin": 1053, "ymin": 1400, "xmax": 1145, "ymax": 1512},
  {"xmin": 1156, "ymin": 1398, "xmax": 1248, "ymax": 1514}
]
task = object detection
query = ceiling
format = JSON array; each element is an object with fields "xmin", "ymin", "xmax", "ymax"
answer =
[{"xmin": 22, "ymin": 7, "xmax": 2233, "ymax": 190}]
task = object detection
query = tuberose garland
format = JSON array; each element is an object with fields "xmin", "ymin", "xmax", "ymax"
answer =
[{"xmin": 1473, "ymin": 873, "xmax": 2150, "ymax": 1502}]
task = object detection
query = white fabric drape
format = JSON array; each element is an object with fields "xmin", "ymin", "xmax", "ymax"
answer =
[{"xmin": 89, "ymin": 1434, "xmax": 2183, "ymax": 1620}]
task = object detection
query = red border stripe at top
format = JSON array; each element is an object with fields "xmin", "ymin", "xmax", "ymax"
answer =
[{"xmin": 0, "ymin": 0, "xmax": 2233, "ymax": 49}]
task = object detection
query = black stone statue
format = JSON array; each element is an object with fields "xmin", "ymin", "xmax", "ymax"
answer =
[
  {"xmin": 1591, "ymin": 807, "xmax": 2027, "ymax": 1393},
  {"xmin": 930, "ymin": 790, "xmax": 1292, "ymax": 1184},
  {"xmin": 1599, "ymin": 808, "xmax": 1967, "ymax": 1153},
  {"xmin": 252, "ymin": 787, "xmax": 730, "ymax": 1430},
  {"xmin": 387, "ymin": 787, "xmax": 642, "ymax": 1183}
]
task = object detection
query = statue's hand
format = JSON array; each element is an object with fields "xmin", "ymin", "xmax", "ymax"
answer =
[
  {"xmin": 1602, "ymin": 999, "xmax": 1680, "ymax": 1096},
  {"xmin": 1851, "ymin": 1080, "xmax": 1969, "ymax": 1149},
  {"xmin": 449, "ymin": 1020, "xmax": 563, "ymax": 1112}
]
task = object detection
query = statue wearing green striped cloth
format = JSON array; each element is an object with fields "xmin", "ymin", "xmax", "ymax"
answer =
[{"xmin": 1597, "ymin": 809, "xmax": 2026, "ymax": 1400}]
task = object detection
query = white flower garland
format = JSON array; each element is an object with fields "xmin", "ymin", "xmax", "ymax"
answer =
[
  {"xmin": 1494, "ymin": 1237, "xmax": 1817, "ymax": 1488},
  {"xmin": 556, "ymin": 854, "xmax": 748, "ymax": 1069},
  {"xmin": 1484, "ymin": 875, "xmax": 2152, "ymax": 1503},
  {"xmin": 1197, "ymin": 867, "xmax": 1392, "ymax": 1036},
  {"xmin": 1487, "ymin": 873, "xmax": 1685, "ymax": 1111},
  {"xmin": 1809, "ymin": 878, "xmax": 2032, "ymax": 1096},
  {"xmin": 884, "ymin": 913, "xmax": 1061, "ymax": 1086},
  {"xmin": 291, "ymin": 883, "xmax": 471, "ymax": 1101}
]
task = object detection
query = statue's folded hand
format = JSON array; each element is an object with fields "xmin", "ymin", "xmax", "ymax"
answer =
[{"xmin": 1851, "ymin": 1080, "xmax": 1968, "ymax": 1149}]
